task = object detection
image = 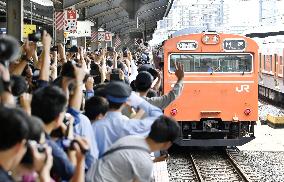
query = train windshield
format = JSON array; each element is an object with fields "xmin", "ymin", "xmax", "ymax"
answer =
[{"xmin": 169, "ymin": 54, "xmax": 253, "ymax": 73}]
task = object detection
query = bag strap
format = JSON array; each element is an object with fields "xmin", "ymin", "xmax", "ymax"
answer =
[{"xmin": 102, "ymin": 146, "xmax": 150, "ymax": 158}]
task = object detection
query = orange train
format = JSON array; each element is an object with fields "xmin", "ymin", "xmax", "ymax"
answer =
[{"xmin": 163, "ymin": 33, "xmax": 258, "ymax": 146}]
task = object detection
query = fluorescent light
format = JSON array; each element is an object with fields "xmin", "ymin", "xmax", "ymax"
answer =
[{"xmin": 30, "ymin": 0, "xmax": 53, "ymax": 6}]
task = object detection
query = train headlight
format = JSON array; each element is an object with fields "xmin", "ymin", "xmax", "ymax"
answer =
[
  {"xmin": 244, "ymin": 108, "xmax": 251, "ymax": 115},
  {"xmin": 170, "ymin": 108, "xmax": 178, "ymax": 116}
]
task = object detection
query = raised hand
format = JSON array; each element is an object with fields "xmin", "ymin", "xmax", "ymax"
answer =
[
  {"xmin": 175, "ymin": 62, "xmax": 184, "ymax": 81},
  {"xmin": 41, "ymin": 30, "xmax": 52, "ymax": 51}
]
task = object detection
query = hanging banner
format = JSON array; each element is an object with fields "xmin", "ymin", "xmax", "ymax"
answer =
[
  {"xmin": 105, "ymin": 32, "xmax": 112, "ymax": 42},
  {"xmin": 68, "ymin": 21, "xmax": 93, "ymax": 37},
  {"xmin": 64, "ymin": 10, "xmax": 77, "ymax": 33},
  {"xmin": 76, "ymin": 21, "xmax": 93, "ymax": 37}
]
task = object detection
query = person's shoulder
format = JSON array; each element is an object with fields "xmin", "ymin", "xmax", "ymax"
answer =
[
  {"xmin": 78, "ymin": 113, "xmax": 92, "ymax": 124},
  {"xmin": 0, "ymin": 168, "xmax": 14, "ymax": 182},
  {"xmin": 115, "ymin": 135, "xmax": 147, "ymax": 148},
  {"xmin": 120, "ymin": 135, "xmax": 144, "ymax": 141},
  {"xmin": 92, "ymin": 117, "xmax": 108, "ymax": 128}
]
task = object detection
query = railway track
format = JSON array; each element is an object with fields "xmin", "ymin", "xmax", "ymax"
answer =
[{"xmin": 168, "ymin": 148, "xmax": 260, "ymax": 182}]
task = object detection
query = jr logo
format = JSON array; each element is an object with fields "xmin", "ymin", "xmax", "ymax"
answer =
[{"xmin": 236, "ymin": 85, "xmax": 250, "ymax": 93}]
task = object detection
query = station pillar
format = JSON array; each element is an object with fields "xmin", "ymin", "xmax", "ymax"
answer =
[
  {"xmin": 6, "ymin": 0, "xmax": 23, "ymax": 41},
  {"xmin": 90, "ymin": 26, "xmax": 98, "ymax": 51},
  {"xmin": 54, "ymin": 1, "xmax": 65, "ymax": 44}
]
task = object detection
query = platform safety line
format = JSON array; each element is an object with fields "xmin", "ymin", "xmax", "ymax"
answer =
[{"xmin": 169, "ymin": 81, "xmax": 255, "ymax": 84}]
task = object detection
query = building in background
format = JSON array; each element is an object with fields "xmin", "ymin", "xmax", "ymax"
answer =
[{"xmin": 150, "ymin": 0, "xmax": 284, "ymax": 46}]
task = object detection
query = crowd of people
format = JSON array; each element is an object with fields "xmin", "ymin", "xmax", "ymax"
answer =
[{"xmin": 0, "ymin": 30, "xmax": 184, "ymax": 182}]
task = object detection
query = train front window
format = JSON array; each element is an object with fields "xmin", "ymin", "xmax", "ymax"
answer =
[{"xmin": 169, "ymin": 54, "xmax": 253, "ymax": 73}]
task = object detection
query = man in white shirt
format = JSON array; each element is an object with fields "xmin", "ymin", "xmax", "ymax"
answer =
[{"xmin": 88, "ymin": 115, "xmax": 180, "ymax": 182}]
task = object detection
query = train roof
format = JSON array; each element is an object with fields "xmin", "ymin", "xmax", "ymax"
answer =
[{"xmin": 243, "ymin": 25, "xmax": 284, "ymax": 38}]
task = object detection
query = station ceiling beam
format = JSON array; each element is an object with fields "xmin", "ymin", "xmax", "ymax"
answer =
[
  {"xmin": 75, "ymin": 0, "xmax": 106, "ymax": 9},
  {"xmin": 86, "ymin": 0, "xmax": 122, "ymax": 19},
  {"xmin": 63, "ymin": 0, "xmax": 81, "ymax": 9}
]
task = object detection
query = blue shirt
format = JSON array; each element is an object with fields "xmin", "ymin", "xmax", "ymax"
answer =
[
  {"xmin": 45, "ymin": 134, "xmax": 75, "ymax": 181},
  {"xmin": 92, "ymin": 100, "xmax": 163, "ymax": 158},
  {"xmin": 67, "ymin": 108, "xmax": 99, "ymax": 169}
]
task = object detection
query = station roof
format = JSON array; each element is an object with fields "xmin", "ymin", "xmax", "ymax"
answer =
[
  {"xmin": 62, "ymin": 0, "xmax": 173, "ymax": 39},
  {"xmin": 0, "ymin": 0, "xmax": 172, "ymax": 41}
]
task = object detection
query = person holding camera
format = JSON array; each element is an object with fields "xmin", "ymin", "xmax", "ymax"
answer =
[
  {"xmin": 31, "ymin": 86, "xmax": 89, "ymax": 181},
  {"xmin": 0, "ymin": 107, "xmax": 53, "ymax": 182},
  {"xmin": 92, "ymin": 81, "xmax": 163, "ymax": 158},
  {"xmin": 88, "ymin": 115, "xmax": 180, "ymax": 182},
  {"xmin": 53, "ymin": 47, "xmax": 99, "ymax": 170}
]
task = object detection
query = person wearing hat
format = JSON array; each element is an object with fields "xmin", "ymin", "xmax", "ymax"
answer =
[
  {"xmin": 92, "ymin": 81, "xmax": 163, "ymax": 157},
  {"xmin": 135, "ymin": 62, "xmax": 184, "ymax": 110}
]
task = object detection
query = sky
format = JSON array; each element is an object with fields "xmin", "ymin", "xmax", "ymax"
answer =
[{"xmin": 171, "ymin": 0, "xmax": 284, "ymax": 26}]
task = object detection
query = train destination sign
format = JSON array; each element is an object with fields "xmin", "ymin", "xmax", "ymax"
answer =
[
  {"xmin": 223, "ymin": 39, "xmax": 246, "ymax": 51},
  {"xmin": 177, "ymin": 40, "xmax": 198, "ymax": 50}
]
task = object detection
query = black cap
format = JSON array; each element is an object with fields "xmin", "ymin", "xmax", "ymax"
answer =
[
  {"xmin": 103, "ymin": 81, "xmax": 132, "ymax": 103},
  {"xmin": 135, "ymin": 71, "xmax": 153, "ymax": 91},
  {"xmin": 137, "ymin": 64, "xmax": 153, "ymax": 72}
]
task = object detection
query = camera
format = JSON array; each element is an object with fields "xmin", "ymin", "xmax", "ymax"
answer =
[
  {"xmin": 28, "ymin": 31, "xmax": 41, "ymax": 42},
  {"xmin": 90, "ymin": 62, "xmax": 100, "ymax": 77},
  {"xmin": 107, "ymin": 47, "xmax": 114, "ymax": 52},
  {"xmin": 122, "ymin": 47, "xmax": 128, "ymax": 57},
  {"xmin": 148, "ymin": 68, "xmax": 159, "ymax": 79},
  {"xmin": 90, "ymin": 63, "xmax": 102, "ymax": 84},
  {"xmin": 50, "ymin": 45, "xmax": 58, "ymax": 52},
  {"xmin": 0, "ymin": 35, "xmax": 20, "ymax": 67},
  {"xmin": 61, "ymin": 61, "xmax": 76, "ymax": 78},
  {"xmin": 21, "ymin": 140, "xmax": 46, "ymax": 165},
  {"xmin": 137, "ymin": 39, "xmax": 142, "ymax": 45},
  {"xmin": 69, "ymin": 46, "xmax": 78, "ymax": 53},
  {"xmin": 94, "ymin": 49, "xmax": 101, "ymax": 56},
  {"xmin": 110, "ymin": 69, "xmax": 120, "ymax": 81},
  {"xmin": 61, "ymin": 139, "xmax": 89, "ymax": 154}
]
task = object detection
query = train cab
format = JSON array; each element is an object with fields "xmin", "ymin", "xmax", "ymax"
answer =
[{"xmin": 163, "ymin": 33, "xmax": 258, "ymax": 146}]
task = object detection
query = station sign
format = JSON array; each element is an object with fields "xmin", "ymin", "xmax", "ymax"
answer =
[
  {"xmin": 23, "ymin": 24, "xmax": 36, "ymax": 38},
  {"xmin": 65, "ymin": 10, "xmax": 77, "ymax": 33},
  {"xmin": 104, "ymin": 32, "xmax": 112, "ymax": 42},
  {"xmin": 98, "ymin": 32, "xmax": 105, "ymax": 41},
  {"xmin": 223, "ymin": 39, "xmax": 246, "ymax": 51},
  {"xmin": 177, "ymin": 40, "xmax": 198, "ymax": 50}
]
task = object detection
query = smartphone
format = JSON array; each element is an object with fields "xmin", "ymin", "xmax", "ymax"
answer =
[
  {"xmin": 50, "ymin": 45, "xmax": 58, "ymax": 52},
  {"xmin": 107, "ymin": 47, "xmax": 114, "ymax": 52},
  {"xmin": 33, "ymin": 69, "xmax": 40, "ymax": 77},
  {"xmin": 110, "ymin": 69, "xmax": 120, "ymax": 81}
]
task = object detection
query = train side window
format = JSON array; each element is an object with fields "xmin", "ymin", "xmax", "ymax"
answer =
[
  {"xmin": 269, "ymin": 55, "xmax": 273, "ymax": 72},
  {"xmin": 263, "ymin": 55, "xmax": 266, "ymax": 70},
  {"xmin": 280, "ymin": 56, "xmax": 283, "ymax": 75},
  {"xmin": 259, "ymin": 53, "xmax": 262, "ymax": 70},
  {"xmin": 274, "ymin": 54, "xmax": 277, "ymax": 74}
]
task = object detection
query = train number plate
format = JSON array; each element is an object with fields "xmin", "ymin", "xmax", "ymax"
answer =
[
  {"xmin": 223, "ymin": 39, "xmax": 246, "ymax": 51},
  {"xmin": 177, "ymin": 40, "xmax": 198, "ymax": 50}
]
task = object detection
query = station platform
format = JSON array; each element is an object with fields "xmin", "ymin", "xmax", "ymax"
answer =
[{"xmin": 153, "ymin": 161, "xmax": 169, "ymax": 182}]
